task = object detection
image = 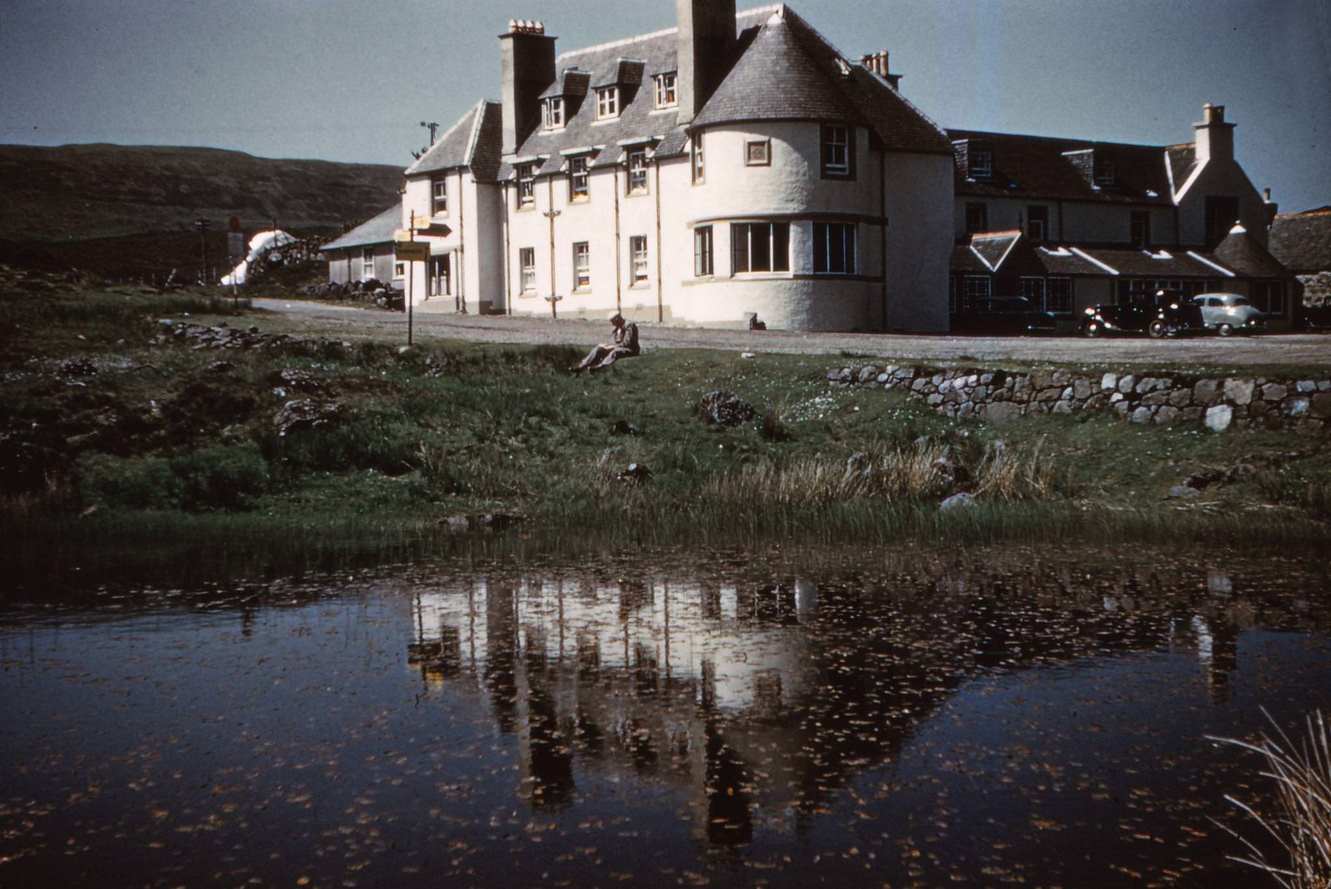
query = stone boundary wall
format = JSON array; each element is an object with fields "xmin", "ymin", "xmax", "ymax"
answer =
[{"xmin": 826, "ymin": 363, "xmax": 1331, "ymax": 433}]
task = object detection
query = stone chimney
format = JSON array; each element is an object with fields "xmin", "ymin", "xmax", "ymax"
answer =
[
  {"xmin": 676, "ymin": 0, "xmax": 737, "ymax": 125},
  {"xmin": 1263, "ymin": 187, "xmax": 1279, "ymax": 225},
  {"xmin": 860, "ymin": 50, "xmax": 901, "ymax": 90},
  {"xmin": 1194, "ymin": 102, "xmax": 1235, "ymax": 164},
  {"xmin": 499, "ymin": 20, "xmax": 556, "ymax": 157}
]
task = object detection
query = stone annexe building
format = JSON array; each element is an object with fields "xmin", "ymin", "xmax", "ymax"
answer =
[{"xmin": 327, "ymin": 1, "xmax": 1293, "ymax": 333}]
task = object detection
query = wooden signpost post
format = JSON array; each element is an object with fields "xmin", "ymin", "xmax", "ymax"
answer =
[{"xmin": 394, "ymin": 211, "xmax": 449, "ymax": 348}]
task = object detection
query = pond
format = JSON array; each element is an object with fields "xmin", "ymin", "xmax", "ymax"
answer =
[{"xmin": 2, "ymin": 547, "xmax": 1329, "ymax": 887}]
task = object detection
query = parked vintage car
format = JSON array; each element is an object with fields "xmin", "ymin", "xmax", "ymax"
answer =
[
  {"xmin": 1080, "ymin": 292, "xmax": 1206, "ymax": 338},
  {"xmin": 1190, "ymin": 292, "xmax": 1265, "ymax": 335},
  {"xmin": 954, "ymin": 297, "xmax": 1058, "ymax": 335}
]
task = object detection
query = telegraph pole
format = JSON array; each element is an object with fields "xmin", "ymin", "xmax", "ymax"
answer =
[{"xmin": 194, "ymin": 218, "xmax": 210, "ymax": 284}]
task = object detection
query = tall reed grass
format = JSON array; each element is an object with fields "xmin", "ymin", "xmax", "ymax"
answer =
[{"xmin": 1211, "ymin": 710, "xmax": 1331, "ymax": 889}]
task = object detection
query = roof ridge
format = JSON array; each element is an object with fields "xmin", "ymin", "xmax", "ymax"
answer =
[
  {"xmin": 948, "ymin": 128, "xmax": 1167, "ymax": 151},
  {"xmin": 555, "ymin": 4, "xmax": 783, "ymax": 62}
]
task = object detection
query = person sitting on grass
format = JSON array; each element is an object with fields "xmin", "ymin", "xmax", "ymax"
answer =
[{"xmin": 573, "ymin": 312, "xmax": 639, "ymax": 372}]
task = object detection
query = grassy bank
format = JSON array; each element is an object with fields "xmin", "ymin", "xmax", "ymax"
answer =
[{"xmin": 3, "ymin": 269, "xmax": 1330, "ymax": 576}]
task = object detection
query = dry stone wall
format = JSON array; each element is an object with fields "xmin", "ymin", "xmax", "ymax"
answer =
[{"xmin": 826, "ymin": 363, "xmax": 1331, "ymax": 434}]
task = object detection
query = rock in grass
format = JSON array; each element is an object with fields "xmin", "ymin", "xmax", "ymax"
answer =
[
  {"xmin": 274, "ymin": 399, "xmax": 340, "ymax": 437},
  {"xmin": 697, "ymin": 390, "xmax": 755, "ymax": 427},
  {"xmin": 939, "ymin": 492, "xmax": 976, "ymax": 511},
  {"xmin": 1205, "ymin": 404, "xmax": 1234, "ymax": 433},
  {"xmin": 1169, "ymin": 485, "xmax": 1201, "ymax": 499},
  {"xmin": 618, "ymin": 463, "xmax": 652, "ymax": 484}
]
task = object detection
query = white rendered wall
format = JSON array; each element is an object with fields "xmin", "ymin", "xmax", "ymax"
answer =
[
  {"xmin": 1175, "ymin": 159, "xmax": 1270, "ymax": 247},
  {"xmin": 401, "ymin": 171, "xmax": 502, "ymax": 314},
  {"xmin": 954, "ymin": 197, "xmax": 1179, "ymax": 247},
  {"xmin": 882, "ymin": 152, "xmax": 952, "ymax": 332}
]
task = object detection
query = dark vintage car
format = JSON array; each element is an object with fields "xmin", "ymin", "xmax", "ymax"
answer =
[
  {"xmin": 1080, "ymin": 292, "xmax": 1206, "ymax": 338},
  {"xmin": 954, "ymin": 297, "xmax": 1058, "ymax": 335}
]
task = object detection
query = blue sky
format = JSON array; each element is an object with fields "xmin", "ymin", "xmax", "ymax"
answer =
[{"xmin": 2, "ymin": 0, "xmax": 1328, "ymax": 212}]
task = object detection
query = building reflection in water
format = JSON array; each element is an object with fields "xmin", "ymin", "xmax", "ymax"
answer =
[{"xmin": 406, "ymin": 564, "xmax": 1263, "ymax": 840}]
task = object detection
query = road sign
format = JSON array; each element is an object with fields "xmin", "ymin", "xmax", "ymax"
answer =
[{"xmin": 395, "ymin": 242, "xmax": 430, "ymax": 262}]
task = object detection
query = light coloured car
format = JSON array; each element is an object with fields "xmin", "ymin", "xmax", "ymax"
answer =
[{"xmin": 1190, "ymin": 292, "xmax": 1265, "ymax": 336}]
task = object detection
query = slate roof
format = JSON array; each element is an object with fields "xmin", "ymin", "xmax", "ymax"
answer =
[
  {"xmin": 499, "ymin": 3, "xmax": 952, "ymax": 181},
  {"xmin": 405, "ymin": 101, "xmax": 504, "ymax": 182},
  {"xmin": 322, "ymin": 205, "xmax": 401, "ymax": 252},
  {"xmin": 1213, "ymin": 224, "xmax": 1289, "ymax": 278},
  {"xmin": 947, "ymin": 130, "xmax": 1175, "ymax": 206},
  {"xmin": 1269, "ymin": 206, "xmax": 1331, "ymax": 273},
  {"xmin": 1166, "ymin": 144, "xmax": 1197, "ymax": 194},
  {"xmin": 950, "ymin": 232, "xmax": 1242, "ymax": 279},
  {"xmin": 694, "ymin": 7, "xmax": 951, "ymax": 154}
]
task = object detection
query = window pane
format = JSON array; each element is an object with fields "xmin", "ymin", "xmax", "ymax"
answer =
[
  {"xmin": 751, "ymin": 224, "xmax": 771, "ymax": 271},
  {"xmin": 813, "ymin": 223, "xmax": 828, "ymax": 273},
  {"xmin": 772, "ymin": 223, "xmax": 789, "ymax": 272},
  {"xmin": 845, "ymin": 225, "xmax": 856, "ymax": 274},
  {"xmin": 732, "ymin": 224, "xmax": 750, "ymax": 274}
]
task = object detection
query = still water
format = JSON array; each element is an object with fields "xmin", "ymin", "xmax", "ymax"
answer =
[{"xmin": 2, "ymin": 549, "xmax": 1329, "ymax": 887}]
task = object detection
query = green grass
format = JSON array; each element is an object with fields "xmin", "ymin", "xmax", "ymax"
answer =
[{"xmin": 3, "ymin": 273, "xmax": 1330, "ymax": 575}]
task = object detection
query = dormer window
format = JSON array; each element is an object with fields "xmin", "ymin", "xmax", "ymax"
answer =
[
  {"xmin": 1095, "ymin": 158, "xmax": 1116, "ymax": 187},
  {"xmin": 596, "ymin": 87, "xmax": 619, "ymax": 120},
  {"xmin": 543, "ymin": 97, "xmax": 565, "ymax": 130},
  {"xmin": 970, "ymin": 147, "xmax": 993, "ymax": 179},
  {"xmin": 653, "ymin": 72, "xmax": 677, "ymax": 109}
]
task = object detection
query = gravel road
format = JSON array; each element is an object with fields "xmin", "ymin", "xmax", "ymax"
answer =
[{"xmin": 252, "ymin": 299, "xmax": 1331, "ymax": 368}]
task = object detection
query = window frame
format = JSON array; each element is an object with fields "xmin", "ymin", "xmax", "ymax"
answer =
[
  {"xmin": 653, "ymin": 72, "xmax": 677, "ymax": 109},
  {"xmin": 969, "ymin": 147, "xmax": 993, "ymax": 180},
  {"xmin": 820, "ymin": 125, "xmax": 854, "ymax": 180},
  {"xmin": 361, "ymin": 248, "xmax": 375, "ymax": 279},
  {"xmin": 1130, "ymin": 210, "xmax": 1151, "ymax": 248},
  {"xmin": 961, "ymin": 275, "xmax": 991, "ymax": 311},
  {"xmin": 567, "ymin": 155, "xmax": 590, "ymax": 202},
  {"xmin": 595, "ymin": 87, "xmax": 619, "ymax": 120},
  {"xmin": 431, "ymin": 176, "xmax": 448, "ymax": 216},
  {"xmin": 744, "ymin": 139, "xmax": 771, "ymax": 167},
  {"xmin": 812, "ymin": 221, "xmax": 857, "ymax": 275},
  {"xmin": 694, "ymin": 225, "xmax": 714, "ymax": 277},
  {"xmin": 543, "ymin": 97, "xmax": 565, "ymax": 130},
  {"xmin": 1045, "ymin": 276, "xmax": 1074, "ymax": 315},
  {"xmin": 629, "ymin": 235, "xmax": 649, "ymax": 286},
  {"xmin": 626, "ymin": 148, "xmax": 649, "ymax": 196},
  {"xmin": 516, "ymin": 163, "xmax": 536, "ymax": 209},
  {"xmin": 572, "ymin": 241, "xmax": 591, "ymax": 291},
  {"xmin": 393, "ymin": 260, "xmax": 406, "ymax": 280},
  {"xmin": 1027, "ymin": 205, "xmax": 1049, "ymax": 241},
  {"xmin": 519, "ymin": 247, "xmax": 536, "ymax": 294},
  {"xmin": 691, "ymin": 132, "xmax": 705, "ymax": 184},
  {"xmin": 731, "ymin": 222, "xmax": 790, "ymax": 275}
]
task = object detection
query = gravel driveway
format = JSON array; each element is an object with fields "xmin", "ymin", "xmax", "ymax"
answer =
[{"xmin": 252, "ymin": 299, "xmax": 1331, "ymax": 369}]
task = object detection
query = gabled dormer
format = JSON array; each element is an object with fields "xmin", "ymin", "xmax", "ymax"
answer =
[
  {"xmin": 952, "ymin": 138, "xmax": 994, "ymax": 181},
  {"xmin": 1062, "ymin": 147, "xmax": 1117, "ymax": 189}
]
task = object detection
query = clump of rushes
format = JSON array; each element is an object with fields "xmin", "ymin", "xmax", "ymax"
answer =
[{"xmin": 1210, "ymin": 710, "xmax": 1331, "ymax": 888}]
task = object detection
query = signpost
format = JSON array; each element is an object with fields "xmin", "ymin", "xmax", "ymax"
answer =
[{"xmin": 393, "ymin": 213, "xmax": 451, "ymax": 348}]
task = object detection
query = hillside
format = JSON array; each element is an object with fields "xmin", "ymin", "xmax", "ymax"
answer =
[{"xmin": 0, "ymin": 144, "xmax": 404, "ymax": 279}]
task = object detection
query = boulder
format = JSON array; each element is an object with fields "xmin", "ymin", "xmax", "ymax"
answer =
[
  {"xmin": 1205, "ymin": 404, "xmax": 1233, "ymax": 433},
  {"xmin": 1192, "ymin": 379, "xmax": 1220, "ymax": 405},
  {"xmin": 939, "ymin": 492, "xmax": 976, "ymax": 512},
  {"xmin": 1223, "ymin": 378, "xmax": 1255, "ymax": 406},
  {"xmin": 697, "ymin": 390, "xmax": 755, "ymax": 427},
  {"xmin": 274, "ymin": 399, "xmax": 341, "ymax": 437}
]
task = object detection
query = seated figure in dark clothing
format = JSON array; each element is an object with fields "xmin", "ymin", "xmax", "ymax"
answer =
[{"xmin": 573, "ymin": 312, "xmax": 640, "ymax": 372}]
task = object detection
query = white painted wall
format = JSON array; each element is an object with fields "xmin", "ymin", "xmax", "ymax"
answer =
[
  {"xmin": 1175, "ymin": 158, "xmax": 1270, "ymax": 247},
  {"xmin": 401, "ymin": 170, "xmax": 503, "ymax": 314},
  {"xmin": 882, "ymin": 152, "xmax": 952, "ymax": 332}
]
